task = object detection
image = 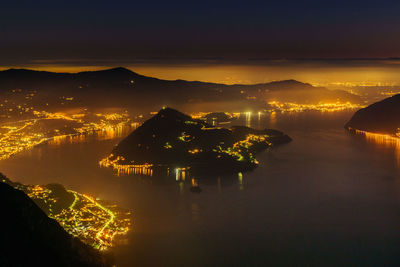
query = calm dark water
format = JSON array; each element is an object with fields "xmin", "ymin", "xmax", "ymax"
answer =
[{"xmin": 1, "ymin": 111, "xmax": 400, "ymax": 266}]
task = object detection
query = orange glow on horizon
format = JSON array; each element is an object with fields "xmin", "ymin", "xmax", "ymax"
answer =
[{"xmin": 2, "ymin": 62, "xmax": 400, "ymax": 88}]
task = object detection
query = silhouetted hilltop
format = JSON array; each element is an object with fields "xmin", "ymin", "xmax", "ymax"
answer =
[
  {"xmin": 345, "ymin": 94, "xmax": 400, "ymax": 135},
  {"xmin": 105, "ymin": 108, "xmax": 291, "ymax": 173},
  {"xmin": 0, "ymin": 174, "xmax": 110, "ymax": 267},
  {"xmin": 203, "ymin": 112, "xmax": 235, "ymax": 124},
  {"xmin": 2, "ymin": 176, "xmax": 75, "ymax": 215},
  {"xmin": 0, "ymin": 67, "xmax": 362, "ymax": 110},
  {"xmin": 254, "ymin": 79, "xmax": 313, "ymax": 90}
]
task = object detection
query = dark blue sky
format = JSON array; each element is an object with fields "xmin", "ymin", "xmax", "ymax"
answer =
[{"xmin": 1, "ymin": 0, "xmax": 400, "ymax": 65}]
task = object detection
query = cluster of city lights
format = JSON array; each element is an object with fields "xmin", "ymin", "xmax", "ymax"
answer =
[
  {"xmin": 101, "ymin": 132, "xmax": 271, "ymax": 175},
  {"xmin": 53, "ymin": 191, "xmax": 131, "ymax": 250},
  {"xmin": 380, "ymin": 91, "xmax": 400, "ymax": 97},
  {"xmin": 349, "ymin": 127, "xmax": 400, "ymax": 146},
  {"xmin": 0, "ymin": 109, "xmax": 132, "ymax": 160},
  {"xmin": 190, "ymin": 112, "xmax": 240, "ymax": 120},
  {"xmin": 99, "ymin": 154, "xmax": 154, "ymax": 176},
  {"xmin": 267, "ymin": 101, "xmax": 363, "ymax": 112},
  {"xmin": 101, "ymin": 132, "xmax": 271, "ymax": 177},
  {"xmin": 213, "ymin": 134, "xmax": 269, "ymax": 164},
  {"xmin": 1, "ymin": 178, "xmax": 131, "ymax": 250},
  {"xmin": 0, "ymin": 90, "xmax": 135, "ymax": 251},
  {"xmin": 100, "ymin": 111, "xmax": 275, "ymax": 175}
]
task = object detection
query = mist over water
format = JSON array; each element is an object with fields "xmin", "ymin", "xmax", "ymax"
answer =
[{"xmin": 1, "ymin": 110, "xmax": 400, "ymax": 266}]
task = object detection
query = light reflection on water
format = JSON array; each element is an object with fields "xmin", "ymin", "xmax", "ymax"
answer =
[
  {"xmin": 1, "ymin": 110, "xmax": 400, "ymax": 265},
  {"xmin": 48, "ymin": 124, "xmax": 137, "ymax": 146},
  {"xmin": 351, "ymin": 129, "xmax": 400, "ymax": 170}
]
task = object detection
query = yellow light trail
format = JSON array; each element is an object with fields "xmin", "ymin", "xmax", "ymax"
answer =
[
  {"xmin": 68, "ymin": 191, "xmax": 78, "ymax": 210},
  {"xmin": 82, "ymin": 193, "xmax": 116, "ymax": 250}
]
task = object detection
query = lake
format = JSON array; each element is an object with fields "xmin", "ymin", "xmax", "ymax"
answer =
[{"xmin": 1, "ymin": 110, "xmax": 400, "ymax": 266}]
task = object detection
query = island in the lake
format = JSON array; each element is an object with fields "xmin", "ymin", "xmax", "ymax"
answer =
[
  {"xmin": 0, "ymin": 174, "xmax": 111, "ymax": 267},
  {"xmin": 345, "ymin": 94, "xmax": 400, "ymax": 137},
  {"xmin": 100, "ymin": 108, "xmax": 291, "ymax": 174}
]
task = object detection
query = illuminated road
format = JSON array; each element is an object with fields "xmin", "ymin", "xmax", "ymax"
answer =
[
  {"xmin": 82, "ymin": 193, "xmax": 116, "ymax": 249},
  {"xmin": 68, "ymin": 191, "xmax": 78, "ymax": 210}
]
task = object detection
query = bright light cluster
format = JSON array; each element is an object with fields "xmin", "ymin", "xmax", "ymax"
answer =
[
  {"xmin": 0, "ymin": 109, "xmax": 132, "ymax": 160},
  {"xmin": 53, "ymin": 191, "xmax": 131, "ymax": 250},
  {"xmin": 188, "ymin": 148, "xmax": 202, "ymax": 154},
  {"xmin": 268, "ymin": 101, "xmax": 363, "ymax": 112},
  {"xmin": 99, "ymin": 154, "xmax": 154, "ymax": 176},
  {"xmin": 3, "ymin": 180, "xmax": 131, "ymax": 250},
  {"xmin": 213, "ymin": 134, "xmax": 269, "ymax": 164},
  {"xmin": 190, "ymin": 112, "xmax": 240, "ymax": 120}
]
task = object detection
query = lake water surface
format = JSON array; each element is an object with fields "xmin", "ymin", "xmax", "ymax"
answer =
[{"xmin": 1, "ymin": 111, "xmax": 400, "ymax": 266}]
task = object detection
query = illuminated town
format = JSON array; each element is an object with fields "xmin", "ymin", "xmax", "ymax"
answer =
[
  {"xmin": 99, "ymin": 154, "xmax": 154, "ymax": 176},
  {"xmin": 189, "ymin": 101, "xmax": 363, "ymax": 121},
  {"xmin": 53, "ymin": 191, "xmax": 131, "ymax": 250},
  {"xmin": 0, "ymin": 108, "xmax": 133, "ymax": 160},
  {"xmin": 0, "ymin": 86, "xmax": 364, "ymax": 162},
  {"xmin": 0, "ymin": 89, "xmax": 135, "ymax": 250},
  {"xmin": 211, "ymin": 133, "xmax": 271, "ymax": 164},
  {"xmin": 1, "ymin": 176, "xmax": 131, "ymax": 250},
  {"xmin": 0, "ymin": 87, "xmax": 139, "ymax": 160},
  {"xmin": 267, "ymin": 101, "xmax": 364, "ymax": 113}
]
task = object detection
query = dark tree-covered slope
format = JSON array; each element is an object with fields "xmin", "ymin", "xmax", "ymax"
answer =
[{"xmin": 345, "ymin": 94, "xmax": 400, "ymax": 135}]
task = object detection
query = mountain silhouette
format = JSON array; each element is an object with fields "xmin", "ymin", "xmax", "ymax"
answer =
[
  {"xmin": 345, "ymin": 94, "xmax": 400, "ymax": 135},
  {"xmin": 0, "ymin": 67, "xmax": 362, "ymax": 111}
]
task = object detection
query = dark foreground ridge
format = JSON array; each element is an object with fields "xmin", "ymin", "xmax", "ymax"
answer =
[
  {"xmin": 345, "ymin": 94, "xmax": 400, "ymax": 135},
  {"xmin": 0, "ymin": 174, "xmax": 110, "ymax": 267},
  {"xmin": 106, "ymin": 108, "xmax": 291, "ymax": 173}
]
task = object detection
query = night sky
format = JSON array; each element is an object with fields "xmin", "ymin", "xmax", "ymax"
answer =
[{"xmin": 2, "ymin": 0, "xmax": 400, "ymax": 66}]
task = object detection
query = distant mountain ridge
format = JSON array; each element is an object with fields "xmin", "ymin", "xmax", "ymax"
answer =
[
  {"xmin": 0, "ymin": 67, "xmax": 326, "ymax": 88},
  {"xmin": 0, "ymin": 67, "xmax": 362, "ymax": 110}
]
